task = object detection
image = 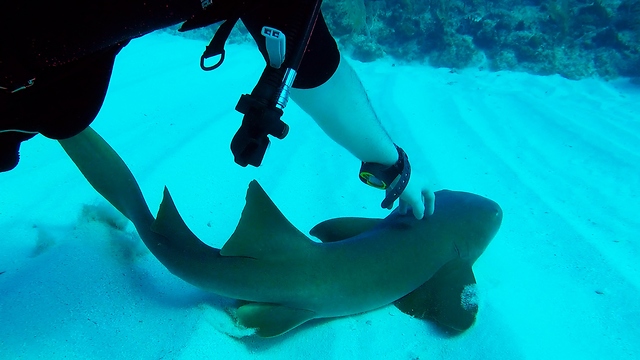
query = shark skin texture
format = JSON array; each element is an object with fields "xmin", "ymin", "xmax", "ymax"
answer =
[{"xmin": 59, "ymin": 126, "xmax": 503, "ymax": 337}]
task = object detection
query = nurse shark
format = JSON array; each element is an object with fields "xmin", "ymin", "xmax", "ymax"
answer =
[{"xmin": 59, "ymin": 127, "xmax": 502, "ymax": 337}]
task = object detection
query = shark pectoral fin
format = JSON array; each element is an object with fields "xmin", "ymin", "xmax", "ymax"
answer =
[
  {"xmin": 235, "ymin": 303, "xmax": 316, "ymax": 338},
  {"xmin": 310, "ymin": 217, "xmax": 383, "ymax": 242},
  {"xmin": 221, "ymin": 181, "xmax": 313, "ymax": 259},
  {"xmin": 394, "ymin": 259, "xmax": 479, "ymax": 332}
]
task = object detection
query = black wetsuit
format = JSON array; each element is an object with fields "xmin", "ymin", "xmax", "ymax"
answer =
[{"xmin": 0, "ymin": 0, "xmax": 339, "ymax": 171}]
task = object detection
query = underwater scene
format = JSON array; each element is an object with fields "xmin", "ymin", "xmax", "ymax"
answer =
[{"xmin": 1, "ymin": 0, "xmax": 639, "ymax": 359}]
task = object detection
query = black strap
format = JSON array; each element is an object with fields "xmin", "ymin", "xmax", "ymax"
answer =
[
  {"xmin": 382, "ymin": 147, "xmax": 411, "ymax": 209},
  {"xmin": 200, "ymin": 17, "xmax": 239, "ymax": 71}
]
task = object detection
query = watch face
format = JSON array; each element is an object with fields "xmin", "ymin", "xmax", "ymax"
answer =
[{"xmin": 360, "ymin": 171, "xmax": 387, "ymax": 189}]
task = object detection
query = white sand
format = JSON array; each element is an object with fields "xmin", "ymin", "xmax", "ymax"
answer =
[{"xmin": 1, "ymin": 33, "xmax": 639, "ymax": 359}]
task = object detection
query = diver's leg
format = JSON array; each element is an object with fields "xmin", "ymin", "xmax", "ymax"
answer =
[
  {"xmin": 290, "ymin": 56, "xmax": 397, "ymax": 166},
  {"xmin": 241, "ymin": 5, "xmax": 396, "ymax": 165}
]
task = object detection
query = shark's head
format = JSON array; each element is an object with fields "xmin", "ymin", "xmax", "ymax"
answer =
[{"xmin": 430, "ymin": 190, "xmax": 503, "ymax": 263}]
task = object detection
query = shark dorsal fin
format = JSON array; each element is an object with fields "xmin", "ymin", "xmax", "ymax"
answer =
[
  {"xmin": 309, "ymin": 217, "xmax": 383, "ymax": 242},
  {"xmin": 221, "ymin": 181, "xmax": 313, "ymax": 258},
  {"xmin": 394, "ymin": 258, "xmax": 478, "ymax": 332}
]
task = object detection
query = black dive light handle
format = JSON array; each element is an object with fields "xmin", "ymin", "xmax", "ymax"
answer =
[
  {"xmin": 230, "ymin": 0, "xmax": 323, "ymax": 167},
  {"xmin": 231, "ymin": 65, "xmax": 290, "ymax": 167},
  {"xmin": 232, "ymin": 92, "xmax": 289, "ymax": 167}
]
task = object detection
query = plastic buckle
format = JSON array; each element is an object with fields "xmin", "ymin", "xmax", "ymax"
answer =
[{"xmin": 261, "ymin": 26, "xmax": 286, "ymax": 69}]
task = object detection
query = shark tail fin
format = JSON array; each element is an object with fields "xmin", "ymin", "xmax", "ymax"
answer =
[
  {"xmin": 221, "ymin": 181, "xmax": 313, "ymax": 259},
  {"xmin": 59, "ymin": 126, "xmax": 153, "ymax": 226}
]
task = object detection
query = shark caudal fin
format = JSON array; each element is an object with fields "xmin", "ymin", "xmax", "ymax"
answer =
[
  {"xmin": 394, "ymin": 258, "xmax": 479, "ymax": 332},
  {"xmin": 220, "ymin": 180, "xmax": 313, "ymax": 259},
  {"xmin": 310, "ymin": 217, "xmax": 383, "ymax": 242},
  {"xmin": 59, "ymin": 127, "xmax": 154, "ymax": 226}
]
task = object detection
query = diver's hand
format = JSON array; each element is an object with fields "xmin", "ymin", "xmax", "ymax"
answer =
[{"xmin": 386, "ymin": 171, "xmax": 435, "ymax": 219}]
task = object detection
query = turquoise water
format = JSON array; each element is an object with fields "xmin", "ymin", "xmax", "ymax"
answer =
[{"xmin": 2, "ymin": 5, "xmax": 640, "ymax": 358}]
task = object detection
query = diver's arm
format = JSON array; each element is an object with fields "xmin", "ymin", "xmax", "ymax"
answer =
[{"xmin": 290, "ymin": 56, "xmax": 435, "ymax": 218}]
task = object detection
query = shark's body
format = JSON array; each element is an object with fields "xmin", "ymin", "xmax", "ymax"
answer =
[{"xmin": 60, "ymin": 127, "xmax": 503, "ymax": 337}]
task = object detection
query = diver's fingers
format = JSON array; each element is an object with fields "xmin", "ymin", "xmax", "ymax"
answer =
[
  {"xmin": 398, "ymin": 200, "xmax": 409, "ymax": 215},
  {"xmin": 423, "ymin": 188, "xmax": 435, "ymax": 216},
  {"xmin": 410, "ymin": 196, "xmax": 425, "ymax": 220}
]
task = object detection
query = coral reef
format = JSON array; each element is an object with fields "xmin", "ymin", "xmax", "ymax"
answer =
[
  {"xmin": 322, "ymin": 0, "xmax": 640, "ymax": 79},
  {"xmin": 166, "ymin": 0, "xmax": 640, "ymax": 79}
]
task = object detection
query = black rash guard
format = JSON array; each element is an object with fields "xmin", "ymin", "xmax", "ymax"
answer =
[{"xmin": 0, "ymin": 0, "xmax": 339, "ymax": 171}]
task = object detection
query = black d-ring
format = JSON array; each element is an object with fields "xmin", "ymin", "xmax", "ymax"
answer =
[{"xmin": 200, "ymin": 49, "xmax": 225, "ymax": 71}]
